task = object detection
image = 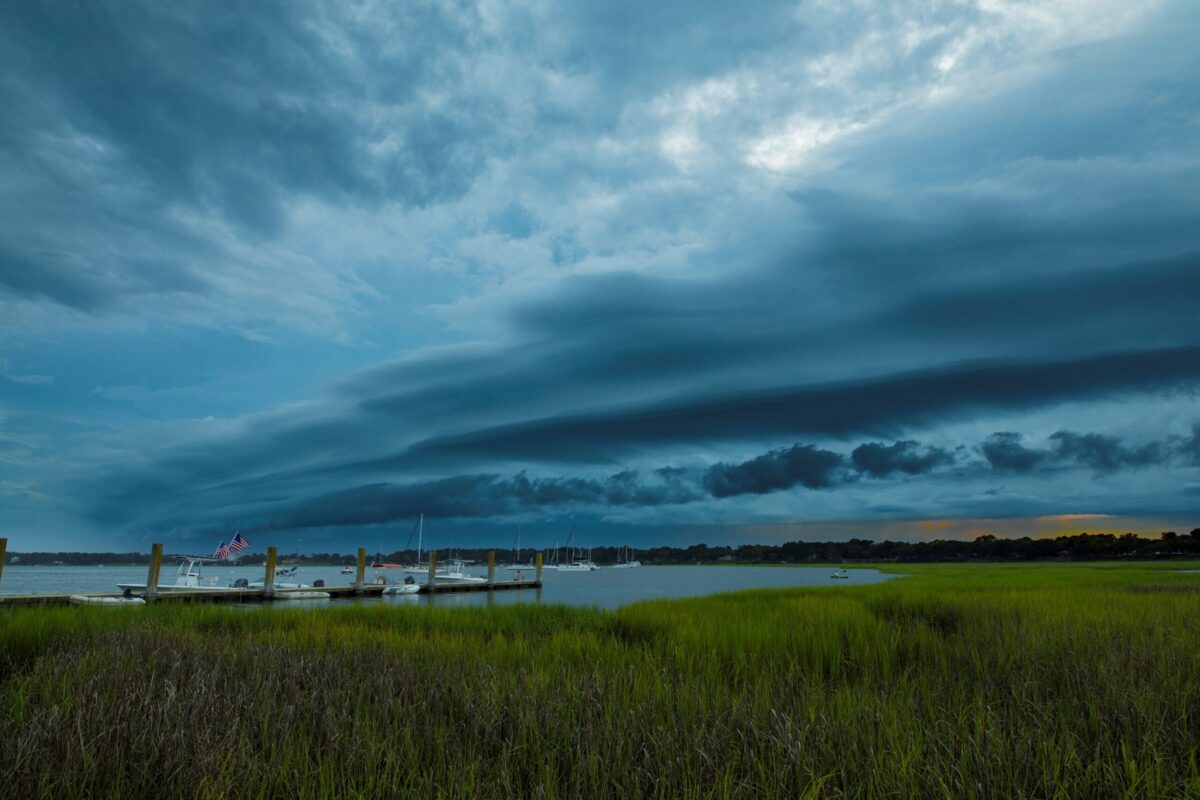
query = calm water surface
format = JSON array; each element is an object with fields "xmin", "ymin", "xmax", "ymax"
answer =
[{"xmin": 0, "ymin": 563, "xmax": 894, "ymax": 609}]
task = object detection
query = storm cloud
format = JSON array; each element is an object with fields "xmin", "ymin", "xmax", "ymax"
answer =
[
  {"xmin": 263, "ymin": 469, "xmax": 703, "ymax": 531},
  {"xmin": 983, "ymin": 430, "xmax": 1178, "ymax": 475},
  {"xmin": 704, "ymin": 445, "xmax": 845, "ymax": 498},
  {"xmin": 403, "ymin": 347, "xmax": 1200, "ymax": 464},
  {"xmin": 2, "ymin": 0, "xmax": 1199, "ymax": 548},
  {"xmin": 851, "ymin": 441, "xmax": 956, "ymax": 478}
]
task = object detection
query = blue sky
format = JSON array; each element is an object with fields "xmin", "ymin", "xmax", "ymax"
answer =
[{"xmin": 1, "ymin": 0, "xmax": 1198, "ymax": 552}]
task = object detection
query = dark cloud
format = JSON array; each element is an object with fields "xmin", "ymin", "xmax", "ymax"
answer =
[
  {"xmin": 1181, "ymin": 425, "xmax": 1200, "ymax": 467},
  {"xmin": 0, "ymin": 0, "xmax": 502, "ymax": 317},
  {"xmin": 405, "ymin": 347, "xmax": 1200, "ymax": 464},
  {"xmin": 981, "ymin": 432, "xmax": 1050, "ymax": 473},
  {"xmin": 703, "ymin": 445, "xmax": 844, "ymax": 498},
  {"xmin": 264, "ymin": 469, "xmax": 703, "ymax": 531},
  {"xmin": 0, "ymin": 1, "xmax": 492, "ymax": 223},
  {"xmin": 851, "ymin": 440, "xmax": 955, "ymax": 477},
  {"xmin": 1049, "ymin": 431, "xmax": 1168, "ymax": 473},
  {"xmin": 982, "ymin": 429, "xmax": 1175, "ymax": 475},
  {"xmin": 100, "ymin": 422, "xmax": 1200, "ymax": 535}
]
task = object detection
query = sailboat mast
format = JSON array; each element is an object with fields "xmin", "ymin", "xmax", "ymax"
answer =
[{"xmin": 417, "ymin": 513, "xmax": 424, "ymax": 563}]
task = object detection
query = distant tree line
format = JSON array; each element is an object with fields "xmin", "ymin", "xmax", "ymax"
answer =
[{"xmin": 6, "ymin": 529, "xmax": 1200, "ymax": 566}]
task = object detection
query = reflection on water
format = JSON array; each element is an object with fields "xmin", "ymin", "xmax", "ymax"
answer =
[{"xmin": 0, "ymin": 563, "xmax": 894, "ymax": 609}]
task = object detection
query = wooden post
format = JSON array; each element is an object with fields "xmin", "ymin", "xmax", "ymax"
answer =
[
  {"xmin": 355, "ymin": 547, "xmax": 366, "ymax": 592},
  {"xmin": 145, "ymin": 543, "xmax": 163, "ymax": 600},
  {"xmin": 487, "ymin": 550, "xmax": 496, "ymax": 586},
  {"xmin": 426, "ymin": 551, "xmax": 437, "ymax": 594},
  {"xmin": 264, "ymin": 546, "xmax": 277, "ymax": 595},
  {"xmin": 535, "ymin": 551, "xmax": 543, "ymax": 583},
  {"xmin": 0, "ymin": 537, "xmax": 7, "ymax": 589}
]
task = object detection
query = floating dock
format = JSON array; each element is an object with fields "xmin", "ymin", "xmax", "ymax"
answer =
[{"xmin": 0, "ymin": 541, "xmax": 542, "ymax": 607}]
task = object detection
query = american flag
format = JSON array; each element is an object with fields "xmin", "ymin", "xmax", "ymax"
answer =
[
  {"xmin": 214, "ymin": 540, "xmax": 232, "ymax": 559},
  {"xmin": 229, "ymin": 531, "xmax": 250, "ymax": 552}
]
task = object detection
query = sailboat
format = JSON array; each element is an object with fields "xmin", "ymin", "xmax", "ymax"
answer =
[
  {"xmin": 504, "ymin": 525, "xmax": 536, "ymax": 571},
  {"xmin": 553, "ymin": 529, "xmax": 598, "ymax": 571},
  {"xmin": 611, "ymin": 546, "xmax": 641, "ymax": 568},
  {"xmin": 377, "ymin": 516, "xmax": 485, "ymax": 583}
]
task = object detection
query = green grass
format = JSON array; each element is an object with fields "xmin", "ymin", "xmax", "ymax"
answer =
[{"xmin": 3, "ymin": 563, "xmax": 1200, "ymax": 798}]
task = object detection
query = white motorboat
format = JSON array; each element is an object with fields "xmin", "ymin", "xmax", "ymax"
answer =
[
  {"xmin": 117, "ymin": 557, "xmax": 240, "ymax": 595},
  {"xmin": 436, "ymin": 558, "xmax": 487, "ymax": 583},
  {"xmin": 272, "ymin": 591, "xmax": 330, "ymax": 600},
  {"xmin": 383, "ymin": 583, "xmax": 420, "ymax": 595},
  {"xmin": 340, "ymin": 565, "xmax": 355, "ymax": 575}
]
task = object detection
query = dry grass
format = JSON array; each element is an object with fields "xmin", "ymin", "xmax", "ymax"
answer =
[{"xmin": 2, "ymin": 563, "xmax": 1200, "ymax": 798}]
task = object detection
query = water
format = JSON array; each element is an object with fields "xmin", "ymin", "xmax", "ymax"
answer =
[{"xmin": 0, "ymin": 563, "xmax": 895, "ymax": 609}]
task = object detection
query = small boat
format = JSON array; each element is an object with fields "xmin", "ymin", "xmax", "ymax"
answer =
[
  {"xmin": 246, "ymin": 579, "xmax": 310, "ymax": 590},
  {"xmin": 340, "ymin": 565, "xmax": 354, "ymax": 575},
  {"xmin": 272, "ymin": 590, "xmax": 330, "ymax": 600},
  {"xmin": 379, "ymin": 574, "xmax": 421, "ymax": 594},
  {"xmin": 831, "ymin": 568, "xmax": 849, "ymax": 579},
  {"xmin": 70, "ymin": 594, "xmax": 146, "ymax": 605}
]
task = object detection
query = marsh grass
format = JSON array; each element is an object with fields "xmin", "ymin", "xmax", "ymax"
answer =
[{"xmin": 2, "ymin": 563, "xmax": 1200, "ymax": 798}]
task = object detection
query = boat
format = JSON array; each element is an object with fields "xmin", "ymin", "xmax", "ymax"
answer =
[
  {"xmin": 611, "ymin": 546, "xmax": 641, "ymax": 569},
  {"xmin": 503, "ymin": 525, "xmax": 536, "ymax": 572},
  {"xmin": 340, "ymin": 565, "xmax": 354, "ymax": 575},
  {"xmin": 390, "ymin": 514, "xmax": 432, "ymax": 574},
  {"xmin": 545, "ymin": 529, "xmax": 598, "ymax": 571},
  {"xmin": 246, "ymin": 579, "xmax": 311, "ymax": 590},
  {"xmin": 272, "ymin": 591, "xmax": 331, "ymax": 600},
  {"xmin": 117, "ymin": 557, "xmax": 239, "ymax": 595},
  {"xmin": 831, "ymin": 568, "xmax": 849, "ymax": 579},
  {"xmin": 70, "ymin": 594, "xmax": 146, "ymax": 605},
  {"xmin": 436, "ymin": 557, "xmax": 487, "ymax": 583}
]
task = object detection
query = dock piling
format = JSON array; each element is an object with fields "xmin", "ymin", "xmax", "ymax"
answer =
[
  {"xmin": 427, "ymin": 551, "xmax": 437, "ymax": 594},
  {"xmin": 487, "ymin": 551, "xmax": 496, "ymax": 586},
  {"xmin": 145, "ymin": 543, "xmax": 163, "ymax": 600},
  {"xmin": 0, "ymin": 537, "xmax": 6, "ymax": 589},
  {"xmin": 264, "ymin": 546, "xmax": 277, "ymax": 596},
  {"xmin": 355, "ymin": 547, "xmax": 366, "ymax": 592},
  {"xmin": 535, "ymin": 551, "xmax": 543, "ymax": 583}
]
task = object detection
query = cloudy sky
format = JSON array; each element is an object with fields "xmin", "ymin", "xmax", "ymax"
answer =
[{"xmin": 1, "ymin": 0, "xmax": 1198, "ymax": 552}]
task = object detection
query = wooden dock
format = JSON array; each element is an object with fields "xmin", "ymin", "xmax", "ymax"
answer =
[{"xmin": 0, "ymin": 541, "xmax": 542, "ymax": 607}]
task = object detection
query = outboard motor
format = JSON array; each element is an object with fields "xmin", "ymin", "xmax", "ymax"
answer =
[
  {"xmin": 232, "ymin": 578, "xmax": 249, "ymax": 588},
  {"xmin": 313, "ymin": 579, "xmax": 325, "ymax": 587}
]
